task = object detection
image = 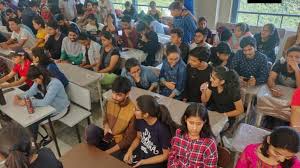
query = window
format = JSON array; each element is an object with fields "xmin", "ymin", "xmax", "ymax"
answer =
[
  {"xmin": 231, "ymin": 0, "xmax": 300, "ymax": 30},
  {"xmin": 112, "ymin": 0, "xmax": 172, "ymax": 16}
]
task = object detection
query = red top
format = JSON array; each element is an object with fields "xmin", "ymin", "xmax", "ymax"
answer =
[
  {"xmin": 121, "ymin": 28, "xmax": 138, "ymax": 48},
  {"xmin": 168, "ymin": 129, "xmax": 218, "ymax": 168},
  {"xmin": 13, "ymin": 59, "xmax": 33, "ymax": 86},
  {"xmin": 291, "ymin": 88, "xmax": 300, "ymax": 106}
]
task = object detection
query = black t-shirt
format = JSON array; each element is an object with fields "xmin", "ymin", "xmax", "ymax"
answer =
[
  {"xmin": 100, "ymin": 48, "xmax": 121, "ymax": 74},
  {"xmin": 44, "ymin": 33, "xmax": 66, "ymax": 60},
  {"xmin": 207, "ymin": 83, "xmax": 241, "ymax": 113},
  {"xmin": 209, "ymin": 46, "xmax": 234, "ymax": 67},
  {"xmin": 183, "ymin": 64, "xmax": 212, "ymax": 102},
  {"xmin": 135, "ymin": 119, "xmax": 171, "ymax": 160},
  {"xmin": 271, "ymin": 61, "xmax": 299, "ymax": 88},
  {"xmin": 30, "ymin": 148, "xmax": 63, "ymax": 168},
  {"xmin": 138, "ymin": 31, "xmax": 159, "ymax": 66}
]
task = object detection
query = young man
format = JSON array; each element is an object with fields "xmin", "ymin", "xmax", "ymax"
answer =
[
  {"xmin": 85, "ymin": 77, "xmax": 136, "ymax": 160},
  {"xmin": 121, "ymin": 58, "xmax": 158, "ymax": 91},
  {"xmin": 0, "ymin": 18, "xmax": 35, "ymax": 49},
  {"xmin": 58, "ymin": 28, "xmax": 83, "ymax": 65},
  {"xmin": 55, "ymin": 14, "xmax": 80, "ymax": 36},
  {"xmin": 167, "ymin": 28, "xmax": 189, "ymax": 63},
  {"xmin": 198, "ymin": 17, "xmax": 213, "ymax": 44},
  {"xmin": 119, "ymin": 15, "xmax": 138, "ymax": 48},
  {"xmin": 58, "ymin": 0, "xmax": 77, "ymax": 22},
  {"xmin": 182, "ymin": 47, "xmax": 212, "ymax": 102},
  {"xmin": 168, "ymin": 1, "xmax": 197, "ymax": 44},
  {"xmin": 44, "ymin": 20, "xmax": 66, "ymax": 60},
  {"xmin": 209, "ymin": 41, "xmax": 234, "ymax": 67},
  {"xmin": 190, "ymin": 28, "xmax": 212, "ymax": 50},
  {"xmin": 229, "ymin": 36, "xmax": 269, "ymax": 87}
]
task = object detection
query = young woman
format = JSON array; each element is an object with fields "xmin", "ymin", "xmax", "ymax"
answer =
[
  {"xmin": 268, "ymin": 46, "xmax": 300, "ymax": 97},
  {"xmin": 254, "ymin": 23, "xmax": 280, "ymax": 63},
  {"xmin": 14, "ymin": 66, "xmax": 70, "ymax": 143},
  {"xmin": 98, "ymin": 31, "xmax": 121, "ymax": 87},
  {"xmin": 236, "ymin": 126, "xmax": 300, "ymax": 168},
  {"xmin": 0, "ymin": 123, "xmax": 63, "ymax": 168},
  {"xmin": 230, "ymin": 23, "xmax": 252, "ymax": 52},
  {"xmin": 123, "ymin": 1, "xmax": 137, "ymax": 21},
  {"xmin": 102, "ymin": 13, "xmax": 117, "ymax": 36},
  {"xmin": 32, "ymin": 15, "xmax": 47, "ymax": 48},
  {"xmin": 159, "ymin": 45, "xmax": 186, "ymax": 99},
  {"xmin": 123, "ymin": 95, "xmax": 178, "ymax": 168},
  {"xmin": 0, "ymin": 48, "xmax": 33, "ymax": 90},
  {"xmin": 31, "ymin": 47, "xmax": 69, "ymax": 87},
  {"xmin": 40, "ymin": 5, "xmax": 53, "ymax": 23},
  {"xmin": 201, "ymin": 66, "xmax": 244, "ymax": 124},
  {"xmin": 85, "ymin": 14, "xmax": 100, "ymax": 37},
  {"xmin": 168, "ymin": 103, "xmax": 218, "ymax": 167}
]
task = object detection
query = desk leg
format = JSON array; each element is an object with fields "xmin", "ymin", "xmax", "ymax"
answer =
[
  {"xmin": 97, "ymin": 80, "xmax": 104, "ymax": 117},
  {"xmin": 48, "ymin": 118, "xmax": 61, "ymax": 157},
  {"xmin": 245, "ymin": 95, "xmax": 253, "ymax": 124}
]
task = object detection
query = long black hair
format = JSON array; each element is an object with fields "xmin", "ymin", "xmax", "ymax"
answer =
[
  {"xmin": 260, "ymin": 126, "xmax": 300, "ymax": 168},
  {"xmin": 263, "ymin": 23, "xmax": 280, "ymax": 47},
  {"xmin": 180, "ymin": 103, "xmax": 214, "ymax": 138},
  {"xmin": 27, "ymin": 65, "xmax": 53, "ymax": 95},
  {"xmin": 136, "ymin": 95, "xmax": 179, "ymax": 136},
  {"xmin": 31, "ymin": 47, "xmax": 53, "ymax": 67},
  {"xmin": 0, "ymin": 123, "xmax": 32, "ymax": 168},
  {"xmin": 213, "ymin": 65, "xmax": 240, "ymax": 97}
]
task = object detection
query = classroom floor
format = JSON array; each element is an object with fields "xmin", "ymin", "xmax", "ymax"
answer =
[{"xmin": 44, "ymin": 102, "xmax": 235, "ymax": 168}]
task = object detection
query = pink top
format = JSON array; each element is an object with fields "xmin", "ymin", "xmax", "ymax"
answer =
[{"xmin": 236, "ymin": 144, "xmax": 300, "ymax": 168}]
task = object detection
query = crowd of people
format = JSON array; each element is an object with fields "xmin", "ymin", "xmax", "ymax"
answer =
[{"xmin": 0, "ymin": 0, "xmax": 300, "ymax": 167}]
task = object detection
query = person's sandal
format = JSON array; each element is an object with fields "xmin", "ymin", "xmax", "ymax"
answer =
[{"xmin": 40, "ymin": 137, "xmax": 53, "ymax": 147}]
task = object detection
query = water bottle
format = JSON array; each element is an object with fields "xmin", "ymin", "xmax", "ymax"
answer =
[
  {"xmin": 0, "ymin": 88, "xmax": 6, "ymax": 105},
  {"xmin": 25, "ymin": 96, "xmax": 34, "ymax": 114}
]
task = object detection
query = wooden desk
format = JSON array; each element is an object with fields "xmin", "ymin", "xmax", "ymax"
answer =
[{"xmin": 61, "ymin": 143, "xmax": 131, "ymax": 168}]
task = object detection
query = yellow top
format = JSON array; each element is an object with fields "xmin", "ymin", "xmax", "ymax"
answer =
[{"xmin": 36, "ymin": 28, "xmax": 47, "ymax": 47}]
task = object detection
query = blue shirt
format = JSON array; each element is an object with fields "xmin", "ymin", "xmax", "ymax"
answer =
[
  {"xmin": 229, "ymin": 50, "xmax": 269, "ymax": 85},
  {"xmin": 21, "ymin": 78, "xmax": 70, "ymax": 115},
  {"xmin": 121, "ymin": 65, "xmax": 159, "ymax": 90},
  {"xmin": 173, "ymin": 15, "xmax": 197, "ymax": 43},
  {"xmin": 159, "ymin": 59, "xmax": 187, "ymax": 97}
]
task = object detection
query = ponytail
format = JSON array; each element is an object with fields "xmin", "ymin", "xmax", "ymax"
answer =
[
  {"xmin": 136, "ymin": 95, "xmax": 179, "ymax": 136},
  {"xmin": 5, "ymin": 151, "xmax": 30, "ymax": 168}
]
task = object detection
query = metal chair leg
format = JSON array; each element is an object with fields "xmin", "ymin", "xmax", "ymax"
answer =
[{"xmin": 75, "ymin": 124, "xmax": 81, "ymax": 143}]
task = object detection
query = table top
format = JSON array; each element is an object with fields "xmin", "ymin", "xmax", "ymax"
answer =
[
  {"xmin": 57, "ymin": 63, "xmax": 103, "ymax": 87},
  {"xmin": 157, "ymin": 33, "xmax": 171, "ymax": 45},
  {"xmin": 0, "ymin": 88, "xmax": 56, "ymax": 127},
  {"xmin": 60, "ymin": 143, "xmax": 131, "ymax": 168},
  {"xmin": 103, "ymin": 87, "xmax": 228, "ymax": 136},
  {"xmin": 120, "ymin": 48, "xmax": 147, "ymax": 63},
  {"xmin": 257, "ymin": 84, "xmax": 295, "ymax": 102}
]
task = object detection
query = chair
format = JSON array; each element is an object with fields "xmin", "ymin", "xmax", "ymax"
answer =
[
  {"xmin": 217, "ymin": 146, "xmax": 231, "ymax": 168},
  {"xmin": 59, "ymin": 82, "xmax": 92, "ymax": 143}
]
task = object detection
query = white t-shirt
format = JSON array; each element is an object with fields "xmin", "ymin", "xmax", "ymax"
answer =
[
  {"xmin": 11, "ymin": 27, "xmax": 36, "ymax": 49},
  {"xmin": 59, "ymin": 0, "xmax": 76, "ymax": 21}
]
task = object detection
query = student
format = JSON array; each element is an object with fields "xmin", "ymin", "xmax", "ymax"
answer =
[
  {"xmin": 209, "ymin": 41, "xmax": 234, "ymax": 67},
  {"xmin": 123, "ymin": 1, "xmax": 137, "ymax": 21},
  {"xmin": 0, "ymin": 123, "xmax": 63, "ymax": 168},
  {"xmin": 268, "ymin": 46, "xmax": 300, "ymax": 97},
  {"xmin": 14, "ymin": 66, "xmax": 70, "ymax": 143},
  {"xmin": 291, "ymin": 88, "xmax": 300, "ymax": 132},
  {"xmin": 183, "ymin": 47, "xmax": 212, "ymax": 103},
  {"xmin": 58, "ymin": 0, "xmax": 77, "ymax": 22},
  {"xmin": 254, "ymin": 23, "xmax": 280, "ymax": 63},
  {"xmin": 123, "ymin": 95, "xmax": 178, "ymax": 168},
  {"xmin": 78, "ymin": 32, "xmax": 101, "ymax": 71},
  {"xmin": 84, "ymin": 0, "xmax": 95, "ymax": 17},
  {"xmin": 136, "ymin": 21, "xmax": 159, "ymax": 66},
  {"xmin": 55, "ymin": 14, "xmax": 80, "ymax": 36},
  {"xmin": 168, "ymin": 1, "xmax": 197, "ymax": 43},
  {"xmin": 44, "ymin": 20, "xmax": 66, "ymax": 60},
  {"xmin": 140, "ymin": 15, "xmax": 165, "ymax": 35},
  {"xmin": 103, "ymin": 13, "xmax": 117, "ymax": 36},
  {"xmin": 198, "ymin": 17, "xmax": 213, "ymax": 44},
  {"xmin": 85, "ymin": 14, "xmax": 100, "ymax": 37},
  {"xmin": 236, "ymin": 126, "xmax": 300, "ymax": 168},
  {"xmin": 168, "ymin": 103, "xmax": 218, "ymax": 167},
  {"xmin": 216, "ymin": 26, "xmax": 233, "ymax": 45},
  {"xmin": 0, "ymin": 48, "xmax": 32, "ymax": 90},
  {"xmin": 59, "ymin": 27, "xmax": 83, "ymax": 65},
  {"xmin": 31, "ymin": 47, "xmax": 69, "ymax": 87},
  {"xmin": 230, "ymin": 22, "xmax": 252, "ymax": 52},
  {"xmin": 98, "ymin": 0, "xmax": 116, "ymax": 24},
  {"xmin": 40, "ymin": 4, "xmax": 53, "ymax": 22},
  {"xmin": 147, "ymin": 1, "xmax": 161, "ymax": 22},
  {"xmin": 85, "ymin": 77, "xmax": 136, "ymax": 159},
  {"xmin": 190, "ymin": 28, "xmax": 212, "ymax": 51},
  {"xmin": 121, "ymin": 58, "xmax": 158, "ymax": 91},
  {"xmin": 201, "ymin": 66, "xmax": 244, "ymax": 125},
  {"xmin": 230, "ymin": 36, "xmax": 269, "ymax": 87},
  {"xmin": 167, "ymin": 28, "xmax": 189, "ymax": 63},
  {"xmin": 32, "ymin": 15, "xmax": 47, "ymax": 48},
  {"xmin": 283, "ymin": 23, "xmax": 300, "ymax": 55},
  {"xmin": 21, "ymin": 1, "xmax": 38, "ymax": 34},
  {"xmin": 98, "ymin": 31, "xmax": 121, "ymax": 86},
  {"xmin": 119, "ymin": 15, "xmax": 138, "ymax": 48},
  {"xmin": 159, "ymin": 45, "xmax": 186, "ymax": 99},
  {"xmin": 0, "ymin": 18, "xmax": 35, "ymax": 49}
]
